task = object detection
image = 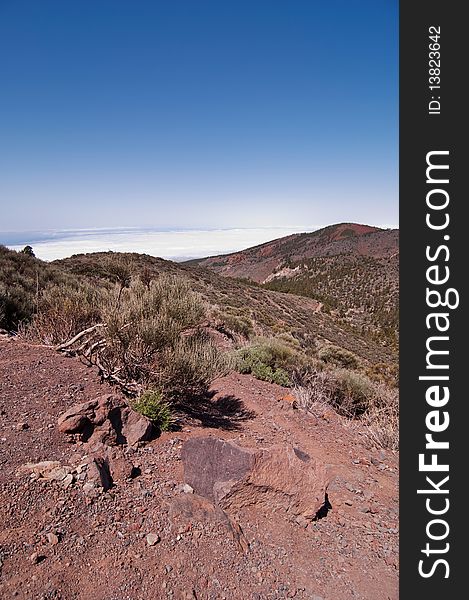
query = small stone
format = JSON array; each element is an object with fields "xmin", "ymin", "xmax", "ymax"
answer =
[
  {"xmin": 47, "ymin": 532, "xmax": 59, "ymax": 545},
  {"xmin": 176, "ymin": 483, "xmax": 194, "ymax": 494},
  {"xmin": 146, "ymin": 533, "xmax": 160, "ymax": 546},
  {"xmin": 30, "ymin": 552, "xmax": 40, "ymax": 564},
  {"xmin": 17, "ymin": 422, "xmax": 29, "ymax": 430},
  {"xmin": 344, "ymin": 500, "xmax": 353, "ymax": 506},
  {"xmin": 62, "ymin": 474, "xmax": 74, "ymax": 488}
]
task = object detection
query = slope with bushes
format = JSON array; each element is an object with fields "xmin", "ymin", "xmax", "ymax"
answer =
[{"xmin": 1, "ymin": 245, "xmax": 398, "ymax": 448}]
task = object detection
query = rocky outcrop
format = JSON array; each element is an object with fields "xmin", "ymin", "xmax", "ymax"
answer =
[
  {"xmin": 181, "ymin": 437, "xmax": 329, "ymax": 520},
  {"xmin": 57, "ymin": 394, "xmax": 153, "ymax": 446}
]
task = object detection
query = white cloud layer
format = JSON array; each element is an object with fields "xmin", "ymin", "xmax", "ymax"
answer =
[{"xmin": 8, "ymin": 226, "xmax": 318, "ymax": 262}]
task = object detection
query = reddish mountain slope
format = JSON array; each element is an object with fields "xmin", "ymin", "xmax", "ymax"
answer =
[{"xmin": 188, "ymin": 223, "xmax": 398, "ymax": 284}]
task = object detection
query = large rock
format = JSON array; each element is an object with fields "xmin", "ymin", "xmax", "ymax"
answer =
[
  {"xmin": 57, "ymin": 394, "xmax": 153, "ymax": 446},
  {"xmin": 181, "ymin": 437, "xmax": 329, "ymax": 520}
]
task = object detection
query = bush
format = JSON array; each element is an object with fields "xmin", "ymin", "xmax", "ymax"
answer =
[
  {"xmin": 328, "ymin": 368, "xmax": 375, "ymax": 416},
  {"xmin": 0, "ymin": 245, "xmax": 96, "ymax": 332},
  {"xmin": 162, "ymin": 333, "xmax": 233, "ymax": 395},
  {"xmin": 20, "ymin": 246, "xmax": 35, "ymax": 257},
  {"xmin": 219, "ymin": 312, "xmax": 254, "ymax": 337},
  {"xmin": 292, "ymin": 368, "xmax": 399, "ymax": 449},
  {"xmin": 98, "ymin": 276, "xmax": 216, "ymax": 389},
  {"xmin": 318, "ymin": 344, "xmax": 359, "ymax": 369},
  {"xmin": 234, "ymin": 337, "xmax": 298, "ymax": 387},
  {"xmin": 361, "ymin": 384, "xmax": 399, "ymax": 450},
  {"xmin": 24, "ymin": 270, "xmax": 229, "ymax": 399},
  {"xmin": 250, "ymin": 362, "xmax": 291, "ymax": 386},
  {"xmin": 132, "ymin": 389, "xmax": 173, "ymax": 431},
  {"xmin": 28, "ymin": 282, "xmax": 104, "ymax": 344}
]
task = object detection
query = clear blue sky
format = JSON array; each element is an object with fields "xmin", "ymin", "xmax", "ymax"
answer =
[{"xmin": 0, "ymin": 0, "xmax": 398, "ymax": 232}]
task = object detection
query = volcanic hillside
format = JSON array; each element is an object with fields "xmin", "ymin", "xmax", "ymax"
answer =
[{"xmin": 187, "ymin": 224, "xmax": 399, "ymax": 350}]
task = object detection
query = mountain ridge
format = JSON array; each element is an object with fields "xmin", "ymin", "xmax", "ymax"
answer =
[{"xmin": 186, "ymin": 223, "xmax": 398, "ymax": 284}]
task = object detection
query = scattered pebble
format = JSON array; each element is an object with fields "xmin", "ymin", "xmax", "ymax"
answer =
[
  {"xmin": 47, "ymin": 532, "xmax": 59, "ymax": 545},
  {"xmin": 146, "ymin": 533, "xmax": 161, "ymax": 546}
]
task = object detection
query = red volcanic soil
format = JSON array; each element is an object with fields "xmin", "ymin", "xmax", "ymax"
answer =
[{"xmin": 0, "ymin": 338, "xmax": 398, "ymax": 600}]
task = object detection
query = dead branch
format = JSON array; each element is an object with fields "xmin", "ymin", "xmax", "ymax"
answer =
[{"xmin": 56, "ymin": 324, "xmax": 105, "ymax": 351}]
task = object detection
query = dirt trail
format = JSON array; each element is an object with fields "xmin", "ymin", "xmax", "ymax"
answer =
[{"xmin": 0, "ymin": 339, "xmax": 398, "ymax": 600}]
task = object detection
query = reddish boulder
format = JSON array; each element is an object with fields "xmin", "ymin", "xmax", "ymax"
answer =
[
  {"xmin": 57, "ymin": 398, "xmax": 99, "ymax": 434},
  {"xmin": 181, "ymin": 437, "xmax": 254, "ymax": 502},
  {"xmin": 57, "ymin": 394, "xmax": 154, "ymax": 446},
  {"xmin": 182, "ymin": 437, "xmax": 329, "ymax": 520}
]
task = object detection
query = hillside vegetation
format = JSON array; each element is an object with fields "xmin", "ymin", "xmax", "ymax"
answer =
[
  {"xmin": 0, "ymin": 241, "xmax": 398, "ymax": 448},
  {"xmin": 263, "ymin": 254, "xmax": 398, "ymax": 350},
  {"xmin": 188, "ymin": 224, "xmax": 399, "ymax": 350}
]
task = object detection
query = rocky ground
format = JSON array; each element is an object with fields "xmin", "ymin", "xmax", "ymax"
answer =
[{"xmin": 0, "ymin": 338, "xmax": 398, "ymax": 600}]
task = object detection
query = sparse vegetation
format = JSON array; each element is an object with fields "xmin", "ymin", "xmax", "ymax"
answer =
[
  {"xmin": 0, "ymin": 245, "xmax": 94, "ymax": 332},
  {"xmin": 293, "ymin": 368, "xmax": 398, "ymax": 450},
  {"xmin": 0, "ymin": 246, "xmax": 398, "ymax": 439},
  {"xmin": 263, "ymin": 253, "xmax": 398, "ymax": 351}
]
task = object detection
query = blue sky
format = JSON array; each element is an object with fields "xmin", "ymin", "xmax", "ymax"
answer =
[{"xmin": 0, "ymin": 0, "xmax": 398, "ymax": 236}]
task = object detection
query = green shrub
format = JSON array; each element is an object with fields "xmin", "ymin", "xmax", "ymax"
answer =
[
  {"xmin": 132, "ymin": 390, "xmax": 173, "ymax": 431},
  {"xmin": 234, "ymin": 338, "xmax": 297, "ymax": 387},
  {"xmin": 250, "ymin": 362, "xmax": 291, "ymax": 386},
  {"xmin": 318, "ymin": 344, "xmax": 359, "ymax": 369}
]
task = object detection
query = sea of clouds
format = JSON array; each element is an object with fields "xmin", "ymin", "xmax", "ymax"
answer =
[{"xmin": 3, "ymin": 226, "xmax": 318, "ymax": 262}]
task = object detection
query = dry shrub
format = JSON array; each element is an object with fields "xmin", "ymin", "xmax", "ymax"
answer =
[
  {"xmin": 24, "ymin": 272, "xmax": 229, "ymax": 399},
  {"xmin": 164, "ymin": 334, "xmax": 233, "ymax": 394},
  {"xmin": 294, "ymin": 368, "xmax": 399, "ymax": 450},
  {"xmin": 361, "ymin": 383, "xmax": 399, "ymax": 451},
  {"xmin": 26, "ymin": 282, "xmax": 104, "ymax": 344},
  {"xmin": 293, "ymin": 372, "xmax": 333, "ymax": 417},
  {"xmin": 328, "ymin": 368, "xmax": 375, "ymax": 416}
]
